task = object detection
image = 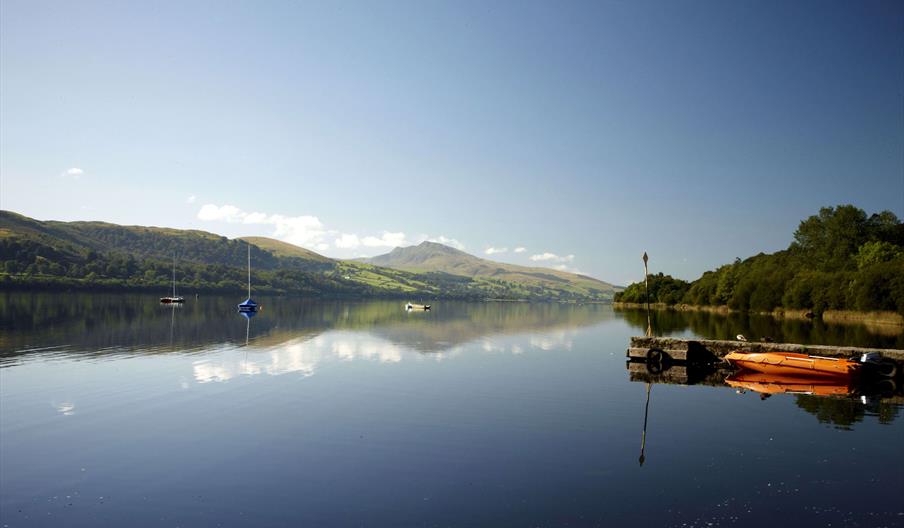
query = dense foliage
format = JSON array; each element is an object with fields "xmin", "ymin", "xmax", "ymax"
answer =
[
  {"xmin": 613, "ymin": 273, "xmax": 691, "ymax": 304},
  {"xmin": 617, "ymin": 205, "xmax": 904, "ymax": 314}
]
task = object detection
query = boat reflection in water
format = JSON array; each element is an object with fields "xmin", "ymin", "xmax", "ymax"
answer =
[
  {"xmin": 726, "ymin": 371, "xmax": 854, "ymax": 398},
  {"xmin": 239, "ymin": 308, "xmax": 256, "ymax": 345}
]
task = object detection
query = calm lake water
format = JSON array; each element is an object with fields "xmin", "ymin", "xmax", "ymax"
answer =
[{"xmin": 1, "ymin": 293, "xmax": 902, "ymax": 527}]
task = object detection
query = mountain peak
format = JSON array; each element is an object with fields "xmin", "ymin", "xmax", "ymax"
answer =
[
  {"xmin": 363, "ymin": 240, "xmax": 619, "ymax": 299},
  {"xmin": 413, "ymin": 240, "xmax": 463, "ymax": 252}
]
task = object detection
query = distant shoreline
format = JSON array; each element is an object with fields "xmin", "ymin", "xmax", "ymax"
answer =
[
  {"xmin": 0, "ymin": 276, "xmax": 614, "ymax": 304},
  {"xmin": 612, "ymin": 302, "xmax": 904, "ymax": 327}
]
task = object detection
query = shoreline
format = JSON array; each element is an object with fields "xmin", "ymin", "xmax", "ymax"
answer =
[{"xmin": 612, "ymin": 302, "xmax": 904, "ymax": 327}]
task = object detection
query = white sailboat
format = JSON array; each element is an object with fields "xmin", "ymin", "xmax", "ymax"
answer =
[{"xmin": 160, "ymin": 253, "xmax": 185, "ymax": 304}]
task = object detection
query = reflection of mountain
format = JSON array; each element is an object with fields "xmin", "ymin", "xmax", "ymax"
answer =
[
  {"xmin": 363, "ymin": 302, "xmax": 611, "ymax": 353},
  {"xmin": 0, "ymin": 293, "xmax": 614, "ymax": 364},
  {"xmin": 616, "ymin": 307, "xmax": 904, "ymax": 349}
]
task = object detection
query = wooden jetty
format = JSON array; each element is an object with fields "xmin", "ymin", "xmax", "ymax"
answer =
[{"xmin": 626, "ymin": 336, "xmax": 904, "ymax": 364}]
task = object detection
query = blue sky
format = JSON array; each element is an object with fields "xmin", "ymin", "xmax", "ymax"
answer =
[{"xmin": 2, "ymin": 0, "xmax": 902, "ymax": 286}]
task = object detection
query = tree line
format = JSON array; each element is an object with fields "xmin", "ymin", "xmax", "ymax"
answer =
[{"xmin": 615, "ymin": 205, "xmax": 904, "ymax": 315}]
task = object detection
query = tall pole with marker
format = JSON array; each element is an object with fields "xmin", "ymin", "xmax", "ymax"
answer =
[
  {"xmin": 639, "ymin": 251, "xmax": 652, "ymax": 467},
  {"xmin": 643, "ymin": 251, "xmax": 651, "ymax": 338}
]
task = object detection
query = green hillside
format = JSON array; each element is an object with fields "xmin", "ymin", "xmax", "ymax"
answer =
[
  {"xmin": 0, "ymin": 211, "xmax": 615, "ymax": 301},
  {"xmin": 364, "ymin": 241, "xmax": 620, "ymax": 300}
]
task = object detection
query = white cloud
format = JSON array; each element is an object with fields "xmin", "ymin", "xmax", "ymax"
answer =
[
  {"xmin": 197, "ymin": 204, "xmax": 330, "ymax": 249},
  {"xmin": 268, "ymin": 214, "xmax": 328, "ymax": 248},
  {"xmin": 186, "ymin": 195, "xmax": 197, "ymax": 204},
  {"xmin": 485, "ymin": 247, "xmax": 508, "ymax": 255},
  {"xmin": 514, "ymin": 247, "xmax": 526, "ymax": 253},
  {"xmin": 529, "ymin": 252, "xmax": 575, "ymax": 263},
  {"xmin": 335, "ymin": 233, "xmax": 361, "ymax": 249},
  {"xmin": 362, "ymin": 232, "xmax": 408, "ymax": 247},
  {"xmin": 197, "ymin": 204, "xmax": 244, "ymax": 222},
  {"xmin": 62, "ymin": 167, "xmax": 84, "ymax": 178}
]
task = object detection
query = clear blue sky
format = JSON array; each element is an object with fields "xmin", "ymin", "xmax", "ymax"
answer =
[{"xmin": 2, "ymin": 0, "xmax": 902, "ymax": 285}]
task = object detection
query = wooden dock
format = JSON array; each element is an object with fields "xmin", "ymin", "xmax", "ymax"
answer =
[{"xmin": 626, "ymin": 336, "xmax": 904, "ymax": 364}]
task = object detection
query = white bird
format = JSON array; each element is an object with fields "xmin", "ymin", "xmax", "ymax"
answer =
[{"xmin": 736, "ymin": 334, "xmax": 747, "ymax": 342}]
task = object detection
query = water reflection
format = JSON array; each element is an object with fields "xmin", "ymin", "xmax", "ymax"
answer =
[
  {"xmin": 726, "ymin": 371, "xmax": 854, "ymax": 398},
  {"xmin": 0, "ymin": 293, "xmax": 612, "ymax": 365},
  {"xmin": 192, "ymin": 333, "xmax": 407, "ymax": 383},
  {"xmin": 626, "ymin": 357, "xmax": 902, "ymax": 439},
  {"xmin": 2, "ymin": 294, "xmax": 902, "ymax": 527},
  {"xmin": 616, "ymin": 307, "xmax": 904, "ymax": 349},
  {"xmin": 795, "ymin": 393, "xmax": 902, "ymax": 430}
]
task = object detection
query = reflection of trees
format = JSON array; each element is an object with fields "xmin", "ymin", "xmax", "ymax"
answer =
[
  {"xmin": 0, "ymin": 293, "xmax": 615, "ymax": 361},
  {"xmin": 794, "ymin": 395, "xmax": 901, "ymax": 430},
  {"xmin": 616, "ymin": 308, "xmax": 904, "ymax": 349}
]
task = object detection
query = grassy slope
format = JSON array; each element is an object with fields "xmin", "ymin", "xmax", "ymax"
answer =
[{"xmin": 240, "ymin": 236, "xmax": 333, "ymax": 263}]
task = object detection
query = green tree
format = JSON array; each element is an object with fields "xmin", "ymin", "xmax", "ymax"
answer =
[{"xmin": 855, "ymin": 240, "xmax": 903, "ymax": 269}]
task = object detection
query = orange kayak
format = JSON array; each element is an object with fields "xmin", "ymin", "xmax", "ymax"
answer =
[
  {"xmin": 724, "ymin": 351, "xmax": 859, "ymax": 379},
  {"xmin": 725, "ymin": 371, "xmax": 853, "ymax": 397}
]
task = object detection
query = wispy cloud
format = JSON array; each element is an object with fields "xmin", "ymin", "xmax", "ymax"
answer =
[
  {"xmin": 362, "ymin": 232, "xmax": 408, "ymax": 248},
  {"xmin": 186, "ymin": 195, "xmax": 197, "ymax": 204},
  {"xmin": 552, "ymin": 264, "xmax": 584, "ymax": 274},
  {"xmin": 423, "ymin": 235, "xmax": 465, "ymax": 250},
  {"xmin": 529, "ymin": 252, "xmax": 574, "ymax": 263},
  {"xmin": 514, "ymin": 247, "xmax": 526, "ymax": 253},
  {"xmin": 62, "ymin": 167, "xmax": 84, "ymax": 179},
  {"xmin": 333, "ymin": 232, "xmax": 410, "ymax": 249},
  {"xmin": 484, "ymin": 247, "xmax": 508, "ymax": 255}
]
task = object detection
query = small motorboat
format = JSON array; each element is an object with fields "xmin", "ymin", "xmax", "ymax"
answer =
[
  {"xmin": 405, "ymin": 302, "xmax": 431, "ymax": 311},
  {"xmin": 724, "ymin": 351, "xmax": 859, "ymax": 379},
  {"xmin": 725, "ymin": 371, "xmax": 853, "ymax": 397}
]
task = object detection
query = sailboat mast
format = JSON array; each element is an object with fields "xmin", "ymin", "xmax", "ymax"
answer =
[
  {"xmin": 172, "ymin": 253, "xmax": 176, "ymax": 297},
  {"xmin": 247, "ymin": 243, "xmax": 251, "ymax": 298}
]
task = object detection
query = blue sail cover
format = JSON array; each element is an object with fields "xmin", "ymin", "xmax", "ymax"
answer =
[{"xmin": 237, "ymin": 298, "xmax": 259, "ymax": 312}]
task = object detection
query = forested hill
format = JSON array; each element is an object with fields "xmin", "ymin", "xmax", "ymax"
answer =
[
  {"xmin": 0, "ymin": 210, "xmax": 331, "ymax": 272},
  {"xmin": 0, "ymin": 211, "xmax": 615, "ymax": 301},
  {"xmin": 615, "ymin": 205, "xmax": 904, "ymax": 315}
]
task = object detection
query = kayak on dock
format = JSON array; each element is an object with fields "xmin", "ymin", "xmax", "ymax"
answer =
[{"xmin": 724, "ymin": 351, "xmax": 860, "ymax": 379}]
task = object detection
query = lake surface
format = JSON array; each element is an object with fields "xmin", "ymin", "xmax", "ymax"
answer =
[{"xmin": 1, "ymin": 293, "xmax": 902, "ymax": 527}]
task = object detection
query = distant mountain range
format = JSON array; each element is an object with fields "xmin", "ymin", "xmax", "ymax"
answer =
[{"xmin": 0, "ymin": 210, "xmax": 619, "ymax": 301}]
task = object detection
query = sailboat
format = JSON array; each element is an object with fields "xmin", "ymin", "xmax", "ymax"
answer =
[
  {"xmin": 160, "ymin": 254, "xmax": 185, "ymax": 304},
  {"xmin": 237, "ymin": 242, "xmax": 259, "ymax": 313}
]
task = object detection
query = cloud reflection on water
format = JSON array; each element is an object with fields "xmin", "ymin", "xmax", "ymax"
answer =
[
  {"xmin": 193, "ymin": 333, "xmax": 407, "ymax": 383},
  {"xmin": 193, "ymin": 329, "xmax": 580, "ymax": 384}
]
